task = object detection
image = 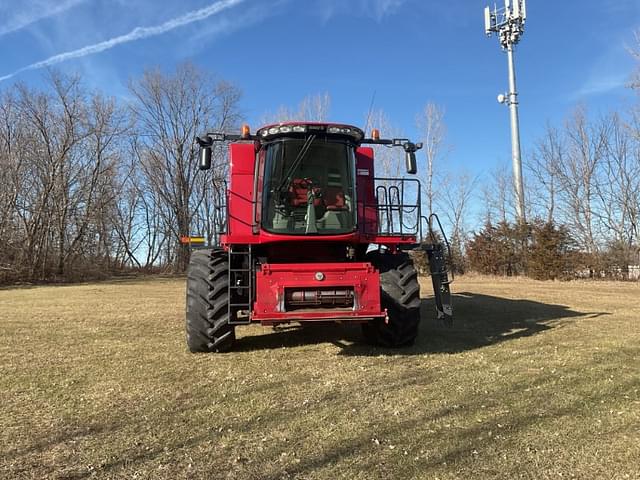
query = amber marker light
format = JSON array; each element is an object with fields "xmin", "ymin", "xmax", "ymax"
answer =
[
  {"xmin": 241, "ymin": 124, "xmax": 250, "ymax": 139},
  {"xmin": 371, "ymin": 128, "xmax": 380, "ymax": 140}
]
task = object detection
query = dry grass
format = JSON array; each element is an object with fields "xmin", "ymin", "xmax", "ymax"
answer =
[{"xmin": 1, "ymin": 275, "xmax": 639, "ymax": 479}]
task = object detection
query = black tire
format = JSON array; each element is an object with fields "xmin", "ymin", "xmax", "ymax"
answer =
[
  {"xmin": 362, "ymin": 251, "xmax": 421, "ymax": 347},
  {"xmin": 185, "ymin": 249, "xmax": 235, "ymax": 353}
]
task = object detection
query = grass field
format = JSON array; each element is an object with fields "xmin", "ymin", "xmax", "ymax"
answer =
[{"xmin": 1, "ymin": 275, "xmax": 639, "ymax": 479}]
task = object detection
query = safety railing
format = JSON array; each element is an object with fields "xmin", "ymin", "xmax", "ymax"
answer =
[{"xmin": 363, "ymin": 177, "xmax": 422, "ymax": 237}]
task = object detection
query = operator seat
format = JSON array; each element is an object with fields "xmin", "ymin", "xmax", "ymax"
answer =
[
  {"xmin": 287, "ymin": 179, "xmax": 323, "ymax": 208},
  {"xmin": 323, "ymin": 169, "xmax": 347, "ymax": 211}
]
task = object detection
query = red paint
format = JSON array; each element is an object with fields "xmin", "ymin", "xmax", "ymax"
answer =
[
  {"xmin": 355, "ymin": 147, "xmax": 378, "ymax": 239},
  {"xmin": 252, "ymin": 262, "xmax": 382, "ymax": 324},
  {"xmin": 226, "ymin": 143, "xmax": 256, "ymax": 238},
  {"xmin": 219, "ymin": 132, "xmax": 416, "ymax": 247}
]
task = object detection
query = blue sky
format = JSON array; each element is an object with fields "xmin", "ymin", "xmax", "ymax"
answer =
[{"xmin": 1, "ymin": 0, "xmax": 639, "ymax": 184}]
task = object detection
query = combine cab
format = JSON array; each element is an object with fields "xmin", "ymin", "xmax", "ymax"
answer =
[{"xmin": 186, "ymin": 122, "xmax": 452, "ymax": 352}]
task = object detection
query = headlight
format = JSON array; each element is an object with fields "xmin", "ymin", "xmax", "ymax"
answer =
[
  {"xmin": 327, "ymin": 126, "xmax": 363, "ymax": 140},
  {"xmin": 257, "ymin": 123, "xmax": 362, "ymax": 140}
]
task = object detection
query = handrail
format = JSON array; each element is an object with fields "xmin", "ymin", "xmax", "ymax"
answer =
[{"xmin": 366, "ymin": 177, "xmax": 422, "ymax": 237}]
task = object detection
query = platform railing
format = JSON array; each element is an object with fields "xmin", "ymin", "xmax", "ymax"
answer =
[{"xmin": 364, "ymin": 177, "xmax": 422, "ymax": 237}]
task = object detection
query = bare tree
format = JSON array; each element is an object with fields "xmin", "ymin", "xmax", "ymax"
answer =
[
  {"xmin": 551, "ymin": 107, "xmax": 608, "ymax": 254},
  {"xmin": 128, "ymin": 63, "xmax": 242, "ymax": 271},
  {"xmin": 480, "ymin": 164, "xmax": 513, "ymax": 224},
  {"xmin": 0, "ymin": 71, "xmax": 130, "ymax": 280},
  {"xmin": 630, "ymin": 30, "xmax": 640, "ymax": 91},
  {"xmin": 527, "ymin": 124, "xmax": 562, "ymax": 223},
  {"xmin": 365, "ymin": 108, "xmax": 404, "ymax": 178},
  {"xmin": 416, "ymin": 103, "xmax": 447, "ymax": 216},
  {"xmin": 0, "ymin": 90, "xmax": 28, "ymax": 278},
  {"xmin": 594, "ymin": 113, "xmax": 640, "ymax": 263},
  {"xmin": 262, "ymin": 92, "xmax": 331, "ymax": 124},
  {"xmin": 12, "ymin": 73, "xmax": 91, "ymax": 277},
  {"xmin": 438, "ymin": 170, "xmax": 479, "ymax": 270}
]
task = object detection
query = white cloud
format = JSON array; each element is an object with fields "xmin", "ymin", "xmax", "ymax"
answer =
[
  {"xmin": 573, "ymin": 74, "xmax": 630, "ymax": 98},
  {"xmin": 186, "ymin": 0, "xmax": 286, "ymax": 50},
  {"xmin": 318, "ymin": 0, "xmax": 407, "ymax": 22},
  {"xmin": 0, "ymin": 0, "xmax": 88, "ymax": 36},
  {"xmin": 0, "ymin": 0, "xmax": 245, "ymax": 82},
  {"xmin": 571, "ymin": 36, "xmax": 636, "ymax": 99}
]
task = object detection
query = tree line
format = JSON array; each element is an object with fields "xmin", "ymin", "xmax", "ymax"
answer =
[
  {"xmin": 418, "ymin": 39, "xmax": 640, "ymax": 281},
  {"xmin": 1, "ymin": 59, "xmax": 639, "ymax": 283},
  {"xmin": 464, "ymin": 104, "xmax": 640, "ymax": 280},
  {"xmin": 0, "ymin": 64, "xmax": 240, "ymax": 283}
]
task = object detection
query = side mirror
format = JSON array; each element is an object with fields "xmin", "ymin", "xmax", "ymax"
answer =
[
  {"xmin": 199, "ymin": 146, "xmax": 212, "ymax": 170},
  {"xmin": 405, "ymin": 151, "xmax": 417, "ymax": 175}
]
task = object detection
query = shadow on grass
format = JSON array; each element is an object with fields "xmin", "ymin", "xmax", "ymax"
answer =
[{"xmin": 234, "ymin": 292, "xmax": 610, "ymax": 356}]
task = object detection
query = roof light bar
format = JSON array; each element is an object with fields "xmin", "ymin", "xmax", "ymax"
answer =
[
  {"xmin": 260, "ymin": 124, "xmax": 309, "ymax": 138},
  {"xmin": 257, "ymin": 124, "xmax": 363, "ymax": 141}
]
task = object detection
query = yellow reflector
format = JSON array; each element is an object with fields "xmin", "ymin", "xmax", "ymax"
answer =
[{"xmin": 179, "ymin": 236, "xmax": 206, "ymax": 245}]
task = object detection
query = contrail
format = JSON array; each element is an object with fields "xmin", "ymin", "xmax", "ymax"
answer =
[
  {"xmin": 0, "ymin": 0, "xmax": 88, "ymax": 36},
  {"xmin": 0, "ymin": 0, "xmax": 244, "ymax": 82}
]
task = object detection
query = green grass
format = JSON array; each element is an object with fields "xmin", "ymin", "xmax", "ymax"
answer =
[{"xmin": 1, "ymin": 276, "xmax": 639, "ymax": 479}]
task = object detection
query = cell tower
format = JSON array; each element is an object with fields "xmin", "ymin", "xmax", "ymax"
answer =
[{"xmin": 484, "ymin": 0, "xmax": 527, "ymax": 223}]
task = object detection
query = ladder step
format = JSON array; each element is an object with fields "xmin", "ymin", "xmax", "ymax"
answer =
[{"xmin": 228, "ymin": 245, "xmax": 253, "ymax": 323}]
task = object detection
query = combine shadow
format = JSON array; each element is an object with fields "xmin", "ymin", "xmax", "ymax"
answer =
[
  {"xmin": 405, "ymin": 291, "xmax": 607, "ymax": 355},
  {"xmin": 234, "ymin": 291, "xmax": 610, "ymax": 355}
]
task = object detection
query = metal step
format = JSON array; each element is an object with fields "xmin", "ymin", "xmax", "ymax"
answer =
[
  {"xmin": 227, "ymin": 245, "xmax": 253, "ymax": 325},
  {"xmin": 423, "ymin": 213, "xmax": 454, "ymax": 326},
  {"xmin": 423, "ymin": 242, "xmax": 453, "ymax": 327}
]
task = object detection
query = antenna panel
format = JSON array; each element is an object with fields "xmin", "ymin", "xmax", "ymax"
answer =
[
  {"xmin": 484, "ymin": 6, "xmax": 492, "ymax": 35},
  {"xmin": 513, "ymin": 0, "xmax": 520, "ymax": 18}
]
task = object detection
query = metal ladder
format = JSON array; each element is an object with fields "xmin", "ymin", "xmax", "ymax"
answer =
[
  {"xmin": 228, "ymin": 245, "xmax": 253, "ymax": 325},
  {"xmin": 422, "ymin": 214, "xmax": 453, "ymax": 326}
]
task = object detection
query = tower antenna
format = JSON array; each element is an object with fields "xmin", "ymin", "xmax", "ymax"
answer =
[{"xmin": 484, "ymin": 0, "xmax": 527, "ymax": 222}]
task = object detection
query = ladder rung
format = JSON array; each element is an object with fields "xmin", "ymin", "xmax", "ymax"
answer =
[{"xmin": 228, "ymin": 245, "xmax": 252, "ymax": 322}]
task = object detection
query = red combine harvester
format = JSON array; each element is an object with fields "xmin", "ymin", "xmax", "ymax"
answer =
[{"xmin": 186, "ymin": 122, "xmax": 452, "ymax": 352}]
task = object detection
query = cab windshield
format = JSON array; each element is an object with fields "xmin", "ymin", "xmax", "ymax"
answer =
[{"xmin": 261, "ymin": 138, "xmax": 356, "ymax": 235}]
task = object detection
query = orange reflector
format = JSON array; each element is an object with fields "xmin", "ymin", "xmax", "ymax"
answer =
[
  {"xmin": 371, "ymin": 128, "xmax": 380, "ymax": 140},
  {"xmin": 241, "ymin": 124, "xmax": 250, "ymax": 138},
  {"xmin": 179, "ymin": 236, "xmax": 206, "ymax": 245}
]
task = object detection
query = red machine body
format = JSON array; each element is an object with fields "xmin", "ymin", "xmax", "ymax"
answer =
[
  {"xmin": 252, "ymin": 262, "xmax": 381, "ymax": 325},
  {"xmin": 224, "ymin": 141, "xmax": 416, "ymax": 247},
  {"xmin": 186, "ymin": 119, "xmax": 450, "ymax": 353},
  {"xmin": 213, "ymin": 123, "xmax": 420, "ymax": 326},
  {"xmin": 187, "ymin": 121, "xmax": 452, "ymax": 352}
]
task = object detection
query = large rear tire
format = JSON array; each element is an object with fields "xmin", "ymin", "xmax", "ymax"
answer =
[
  {"xmin": 363, "ymin": 251, "xmax": 421, "ymax": 347},
  {"xmin": 185, "ymin": 249, "xmax": 235, "ymax": 353}
]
